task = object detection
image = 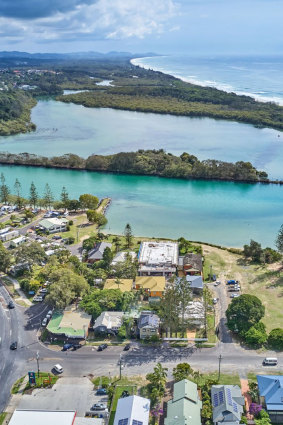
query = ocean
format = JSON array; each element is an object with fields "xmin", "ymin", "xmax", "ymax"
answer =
[{"xmin": 131, "ymin": 55, "xmax": 283, "ymax": 106}]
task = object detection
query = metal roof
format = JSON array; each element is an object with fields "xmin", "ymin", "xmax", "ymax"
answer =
[{"xmin": 9, "ymin": 410, "xmax": 76, "ymax": 425}]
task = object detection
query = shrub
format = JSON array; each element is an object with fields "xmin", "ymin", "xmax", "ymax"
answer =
[{"xmin": 268, "ymin": 328, "xmax": 283, "ymax": 350}]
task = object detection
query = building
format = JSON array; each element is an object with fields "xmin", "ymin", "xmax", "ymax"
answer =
[
  {"xmin": 185, "ymin": 275, "xmax": 204, "ymax": 294},
  {"xmin": 113, "ymin": 395, "xmax": 150, "ymax": 425},
  {"xmin": 0, "ymin": 226, "xmax": 10, "ymax": 235},
  {"xmin": 93, "ymin": 311, "xmax": 124, "ymax": 334},
  {"xmin": 0, "ymin": 229, "xmax": 19, "ymax": 242},
  {"xmin": 138, "ymin": 241, "xmax": 178, "ymax": 276},
  {"xmin": 179, "ymin": 253, "xmax": 203, "ymax": 276},
  {"xmin": 9, "ymin": 410, "xmax": 104, "ymax": 425},
  {"xmin": 87, "ymin": 242, "xmax": 112, "ymax": 263},
  {"xmin": 138, "ymin": 311, "xmax": 160, "ymax": 339},
  {"xmin": 10, "ymin": 235, "xmax": 27, "ymax": 248},
  {"xmin": 135, "ymin": 276, "xmax": 166, "ymax": 298},
  {"xmin": 184, "ymin": 301, "xmax": 205, "ymax": 327},
  {"xmin": 111, "ymin": 251, "xmax": 137, "ymax": 266},
  {"xmin": 104, "ymin": 279, "xmax": 133, "ymax": 293},
  {"xmin": 211, "ymin": 385, "xmax": 245, "ymax": 424},
  {"xmin": 39, "ymin": 217, "xmax": 68, "ymax": 234},
  {"xmin": 165, "ymin": 379, "xmax": 202, "ymax": 425},
  {"xmin": 257, "ymin": 375, "xmax": 283, "ymax": 423},
  {"xmin": 47, "ymin": 307, "xmax": 91, "ymax": 339}
]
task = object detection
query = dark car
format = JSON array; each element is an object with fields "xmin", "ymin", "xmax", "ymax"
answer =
[
  {"xmin": 10, "ymin": 341, "xmax": 17, "ymax": 350},
  {"xmin": 8, "ymin": 301, "xmax": 15, "ymax": 309},
  {"xmin": 123, "ymin": 343, "xmax": 131, "ymax": 351},
  {"xmin": 96, "ymin": 388, "xmax": 107, "ymax": 395},
  {"xmin": 72, "ymin": 344, "xmax": 82, "ymax": 351},
  {"xmin": 212, "ymin": 274, "xmax": 217, "ymax": 281},
  {"xmin": 62, "ymin": 343, "xmax": 73, "ymax": 351},
  {"xmin": 90, "ymin": 403, "xmax": 107, "ymax": 411},
  {"xmin": 97, "ymin": 344, "xmax": 108, "ymax": 351}
]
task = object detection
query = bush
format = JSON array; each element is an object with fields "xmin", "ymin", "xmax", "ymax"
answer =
[
  {"xmin": 68, "ymin": 220, "xmax": 73, "ymax": 225},
  {"xmin": 244, "ymin": 322, "xmax": 267, "ymax": 347},
  {"xmin": 268, "ymin": 328, "xmax": 283, "ymax": 350}
]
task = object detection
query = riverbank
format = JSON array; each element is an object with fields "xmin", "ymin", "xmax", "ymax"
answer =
[{"xmin": 0, "ymin": 150, "xmax": 271, "ymax": 184}]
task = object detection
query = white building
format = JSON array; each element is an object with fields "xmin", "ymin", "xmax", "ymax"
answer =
[
  {"xmin": 93, "ymin": 311, "xmax": 124, "ymax": 334},
  {"xmin": 138, "ymin": 241, "xmax": 178, "ymax": 276},
  {"xmin": 39, "ymin": 217, "xmax": 68, "ymax": 234},
  {"xmin": 9, "ymin": 410, "xmax": 104, "ymax": 425},
  {"xmin": 0, "ymin": 226, "xmax": 11, "ymax": 235},
  {"xmin": 113, "ymin": 395, "xmax": 150, "ymax": 425},
  {"xmin": 0, "ymin": 229, "xmax": 19, "ymax": 242},
  {"xmin": 10, "ymin": 236, "xmax": 26, "ymax": 248}
]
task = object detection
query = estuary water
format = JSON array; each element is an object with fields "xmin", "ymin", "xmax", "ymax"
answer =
[{"xmin": 0, "ymin": 163, "xmax": 282, "ymax": 248}]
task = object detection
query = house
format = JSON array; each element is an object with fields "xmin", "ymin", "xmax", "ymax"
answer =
[
  {"xmin": 9, "ymin": 410, "xmax": 104, "ymax": 425},
  {"xmin": 165, "ymin": 379, "xmax": 202, "ymax": 425},
  {"xmin": 179, "ymin": 253, "xmax": 203, "ymax": 276},
  {"xmin": 138, "ymin": 241, "xmax": 178, "ymax": 276},
  {"xmin": 39, "ymin": 217, "xmax": 68, "ymax": 234},
  {"xmin": 185, "ymin": 275, "xmax": 204, "ymax": 294},
  {"xmin": 0, "ymin": 226, "xmax": 10, "ymax": 235},
  {"xmin": 111, "ymin": 251, "xmax": 137, "ymax": 266},
  {"xmin": 138, "ymin": 311, "xmax": 160, "ymax": 339},
  {"xmin": 10, "ymin": 236, "xmax": 26, "ymax": 248},
  {"xmin": 113, "ymin": 395, "xmax": 150, "ymax": 425},
  {"xmin": 184, "ymin": 301, "xmax": 205, "ymax": 327},
  {"xmin": 211, "ymin": 385, "xmax": 245, "ymax": 424},
  {"xmin": 257, "ymin": 375, "xmax": 283, "ymax": 423},
  {"xmin": 9, "ymin": 262, "xmax": 31, "ymax": 276},
  {"xmin": 0, "ymin": 229, "xmax": 19, "ymax": 242},
  {"xmin": 93, "ymin": 311, "xmax": 124, "ymax": 334},
  {"xmin": 135, "ymin": 276, "xmax": 165, "ymax": 299},
  {"xmin": 87, "ymin": 242, "xmax": 112, "ymax": 263},
  {"xmin": 47, "ymin": 307, "xmax": 91, "ymax": 339},
  {"xmin": 104, "ymin": 279, "xmax": 133, "ymax": 293}
]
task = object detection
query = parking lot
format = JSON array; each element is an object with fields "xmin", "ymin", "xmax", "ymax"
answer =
[{"xmin": 17, "ymin": 377, "xmax": 106, "ymax": 416}]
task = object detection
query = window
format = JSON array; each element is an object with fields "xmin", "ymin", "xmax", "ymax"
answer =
[
  {"xmin": 118, "ymin": 419, "xmax": 128, "ymax": 425},
  {"xmin": 132, "ymin": 420, "xmax": 143, "ymax": 425}
]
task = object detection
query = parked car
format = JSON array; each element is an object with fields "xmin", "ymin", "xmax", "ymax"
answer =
[
  {"xmin": 42, "ymin": 318, "xmax": 48, "ymax": 327},
  {"xmin": 213, "ymin": 298, "xmax": 218, "ymax": 304},
  {"xmin": 10, "ymin": 341, "xmax": 17, "ymax": 350},
  {"xmin": 96, "ymin": 388, "xmax": 107, "ymax": 395},
  {"xmin": 230, "ymin": 293, "xmax": 240, "ymax": 298},
  {"xmin": 7, "ymin": 301, "xmax": 15, "ymax": 309},
  {"xmin": 97, "ymin": 344, "xmax": 108, "ymax": 351},
  {"xmin": 52, "ymin": 235, "xmax": 62, "ymax": 240},
  {"xmin": 62, "ymin": 343, "xmax": 73, "ymax": 351},
  {"xmin": 214, "ymin": 281, "xmax": 221, "ymax": 286},
  {"xmin": 39, "ymin": 288, "xmax": 48, "ymax": 293},
  {"xmin": 124, "ymin": 343, "xmax": 131, "ymax": 351},
  {"xmin": 53, "ymin": 364, "xmax": 63, "ymax": 374},
  {"xmin": 227, "ymin": 279, "xmax": 238, "ymax": 285},
  {"xmin": 33, "ymin": 295, "xmax": 43, "ymax": 302},
  {"xmin": 46, "ymin": 310, "xmax": 53, "ymax": 319},
  {"xmin": 90, "ymin": 403, "xmax": 107, "ymax": 411},
  {"xmin": 212, "ymin": 274, "xmax": 217, "ymax": 281},
  {"xmin": 72, "ymin": 344, "xmax": 82, "ymax": 351}
]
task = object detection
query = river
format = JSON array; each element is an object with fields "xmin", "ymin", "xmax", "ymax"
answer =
[{"xmin": 0, "ymin": 163, "xmax": 282, "ymax": 248}]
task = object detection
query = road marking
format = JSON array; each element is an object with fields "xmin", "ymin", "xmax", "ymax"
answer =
[{"xmin": 9, "ymin": 330, "xmax": 12, "ymax": 336}]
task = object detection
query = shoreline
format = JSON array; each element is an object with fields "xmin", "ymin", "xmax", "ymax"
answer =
[{"xmin": 130, "ymin": 56, "xmax": 283, "ymax": 106}]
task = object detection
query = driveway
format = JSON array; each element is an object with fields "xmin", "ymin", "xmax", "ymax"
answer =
[{"xmin": 17, "ymin": 377, "xmax": 95, "ymax": 417}]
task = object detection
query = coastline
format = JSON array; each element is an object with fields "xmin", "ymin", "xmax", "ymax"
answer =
[{"xmin": 130, "ymin": 56, "xmax": 283, "ymax": 106}]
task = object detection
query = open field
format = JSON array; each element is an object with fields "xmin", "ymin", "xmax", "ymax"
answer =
[{"xmin": 202, "ymin": 244, "xmax": 283, "ymax": 332}]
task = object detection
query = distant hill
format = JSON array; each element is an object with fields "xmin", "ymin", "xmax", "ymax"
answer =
[{"xmin": 0, "ymin": 51, "xmax": 157, "ymax": 60}]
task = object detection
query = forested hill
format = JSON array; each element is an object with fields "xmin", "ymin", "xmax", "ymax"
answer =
[
  {"xmin": 0, "ymin": 150, "xmax": 269, "ymax": 183},
  {"xmin": 0, "ymin": 91, "xmax": 36, "ymax": 136}
]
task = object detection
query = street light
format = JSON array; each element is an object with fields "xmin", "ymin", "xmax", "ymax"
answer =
[
  {"xmin": 218, "ymin": 354, "xmax": 222, "ymax": 381},
  {"xmin": 36, "ymin": 351, "xmax": 40, "ymax": 378},
  {"xmin": 119, "ymin": 354, "xmax": 123, "ymax": 380}
]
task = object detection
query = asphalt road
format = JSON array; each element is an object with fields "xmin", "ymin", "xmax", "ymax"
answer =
[{"xmin": 1, "ymin": 281, "xmax": 283, "ymax": 413}]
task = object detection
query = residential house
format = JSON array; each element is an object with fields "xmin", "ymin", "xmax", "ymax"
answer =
[
  {"xmin": 165, "ymin": 379, "xmax": 202, "ymax": 425},
  {"xmin": 181, "ymin": 253, "xmax": 203, "ymax": 276},
  {"xmin": 0, "ymin": 229, "xmax": 19, "ymax": 242},
  {"xmin": 39, "ymin": 217, "xmax": 68, "ymax": 234},
  {"xmin": 104, "ymin": 279, "xmax": 133, "ymax": 293},
  {"xmin": 87, "ymin": 242, "xmax": 112, "ymax": 264},
  {"xmin": 93, "ymin": 311, "xmax": 124, "ymax": 334},
  {"xmin": 135, "ymin": 276, "xmax": 165, "ymax": 299},
  {"xmin": 184, "ymin": 301, "xmax": 205, "ymax": 327},
  {"xmin": 185, "ymin": 275, "xmax": 204, "ymax": 294},
  {"xmin": 138, "ymin": 241, "xmax": 178, "ymax": 276},
  {"xmin": 10, "ymin": 236, "xmax": 26, "ymax": 248},
  {"xmin": 113, "ymin": 395, "xmax": 150, "ymax": 425},
  {"xmin": 9, "ymin": 262, "xmax": 31, "ymax": 276},
  {"xmin": 138, "ymin": 311, "xmax": 160, "ymax": 339},
  {"xmin": 257, "ymin": 375, "xmax": 283, "ymax": 424},
  {"xmin": 111, "ymin": 251, "xmax": 137, "ymax": 266},
  {"xmin": 211, "ymin": 385, "xmax": 244, "ymax": 424}
]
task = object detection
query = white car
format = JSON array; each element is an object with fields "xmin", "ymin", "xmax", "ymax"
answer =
[
  {"xmin": 53, "ymin": 364, "xmax": 63, "ymax": 374},
  {"xmin": 214, "ymin": 281, "xmax": 221, "ymax": 286},
  {"xmin": 213, "ymin": 298, "xmax": 218, "ymax": 304},
  {"xmin": 42, "ymin": 318, "xmax": 48, "ymax": 327},
  {"xmin": 33, "ymin": 295, "xmax": 43, "ymax": 302}
]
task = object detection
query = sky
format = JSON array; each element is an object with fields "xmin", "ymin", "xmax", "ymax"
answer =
[{"xmin": 0, "ymin": 0, "xmax": 282, "ymax": 54}]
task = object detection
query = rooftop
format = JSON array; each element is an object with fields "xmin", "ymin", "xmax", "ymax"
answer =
[
  {"xmin": 257, "ymin": 375, "xmax": 283, "ymax": 411},
  {"xmin": 138, "ymin": 241, "xmax": 178, "ymax": 266},
  {"xmin": 111, "ymin": 251, "xmax": 137, "ymax": 265},
  {"xmin": 135, "ymin": 276, "xmax": 166, "ymax": 292},
  {"xmin": 114, "ymin": 395, "xmax": 150, "ymax": 425},
  {"xmin": 39, "ymin": 217, "xmax": 68, "ymax": 229},
  {"xmin": 94, "ymin": 311, "xmax": 124, "ymax": 330},
  {"xmin": 211, "ymin": 385, "xmax": 244, "ymax": 424},
  {"xmin": 9, "ymin": 410, "xmax": 76, "ymax": 425},
  {"xmin": 88, "ymin": 242, "xmax": 112, "ymax": 260},
  {"xmin": 104, "ymin": 279, "xmax": 133, "ymax": 292}
]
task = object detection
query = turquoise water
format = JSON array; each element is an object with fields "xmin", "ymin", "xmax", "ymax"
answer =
[
  {"xmin": 0, "ymin": 164, "xmax": 282, "ymax": 248},
  {"xmin": 0, "ymin": 98, "xmax": 282, "ymax": 178}
]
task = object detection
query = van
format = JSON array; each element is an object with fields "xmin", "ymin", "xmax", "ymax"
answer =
[{"xmin": 263, "ymin": 357, "xmax": 278, "ymax": 366}]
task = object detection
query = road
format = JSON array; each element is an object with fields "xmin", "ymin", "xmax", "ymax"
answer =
[{"xmin": 1, "ymin": 280, "xmax": 283, "ymax": 413}]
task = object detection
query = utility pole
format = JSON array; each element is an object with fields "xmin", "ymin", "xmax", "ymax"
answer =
[
  {"xmin": 119, "ymin": 354, "xmax": 123, "ymax": 380},
  {"xmin": 210, "ymin": 265, "xmax": 213, "ymax": 281},
  {"xmin": 218, "ymin": 354, "xmax": 222, "ymax": 381},
  {"xmin": 36, "ymin": 351, "xmax": 40, "ymax": 378}
]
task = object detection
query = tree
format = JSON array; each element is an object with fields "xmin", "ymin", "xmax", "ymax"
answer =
[
  {"xmin": 159, "ymin": 286, "xmax": 180, "ymax": 337},
  {"xmin": 276, "ymin": 224, "xmax": 283, "ymax": 253},
  {"xmin": 112, "ymin": 256, "xmax": 138, "ymax": 280},
  {"xmin": 43, "ymin": 183, "xmax": 54, "ymax": 209},
  {"xmin": 83, "ymin": 236, "xmax": 97, "ymax": 252},
  {"xmin": 268, "ymin": 328, "xmax": 283, "ymax": 350},
  {"xmin": 243, "ymin": 240, "xmax": 263, "ymax": 263},
  {"xmin": 175, "ymin": 277, "xmax": 192, "ymax": 337},
  {"xmin": 173, "ymin": 363, "xmax": 194, "ymax": 382},
  {"xmin": 80, "ymin": 289, "xmax": 123, "ymax": 318},
  {"xmin": 79, "ymin": 194, "xmax": 99, "ymax": 210},
  {"xmin": 14, "ymin": 178, "xmax": 23, "ymax": 209},
  {"xmin": 203, "ymin": 285, "xmax": 213, "ymax": 336},
  {"xmin": 0, "ymin": 242, "xmax": 12, "ymax": 272},
  {"xmin": 226, "ymin": 294, "xmax": 265, "ymax": 334},
  {"xmin": 146, "ymin": 363, "xmax": 168, "ymax": 406},
  {"xmin": 86, "ymin": 209, "xmax": 107, "ymax": 226},
  {"xmin": 0, "ymin": 173, "xmax": 10, "ymax": 204},
  {"xmin": 102, "ymin": 246, "xmax": 113, "ymax": 270},
  {"xmin": 15, "ymin": 242, "xmax": 47, "ymax": 265},
  {"xmin": 124, "ymin": 223, "xmax": 133, "ymax": 248},
  {"xmin": 29, "ymin": 182, "xmax": 38, "ymax": 209},
  {"xmin": 244, "ymin": 322, "xmax": 267, "ymax": 347},
  {"xmin": 67, "ymin": 199, "xmax": 80, "ymax": 211},
  {"xmin": 60, "ymin": 186, "xmax": 69, "ymax": 210}
]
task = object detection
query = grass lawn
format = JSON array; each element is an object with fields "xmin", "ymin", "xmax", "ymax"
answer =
[
  {"xmin": 198, "ymin": 372, "xmax": 241, "ymax": 386},
  {"xmin": 109, "ymin": 384, "xmax": 137, "ymax": 425},
  {"xmin": 248, "ymin": 371, "xmax": 283, "ymax": 382},
  {"xmin": 0, "ymin": 413, "xmax": 7, "ymax": 425},
  {"xmin": 1, "ymin": 276, "xmax": 19, "ymax": 297},
  {"xmin": 11, "ymin": 376, "xmax": 25, "ymax": 394},
  {"xmin": 202, "ymin": 244, "xmax": 283, "ymax": 332},
  {"xmin": 24, "ymin": 372, "xmax": 59, "ymax": 391}
]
